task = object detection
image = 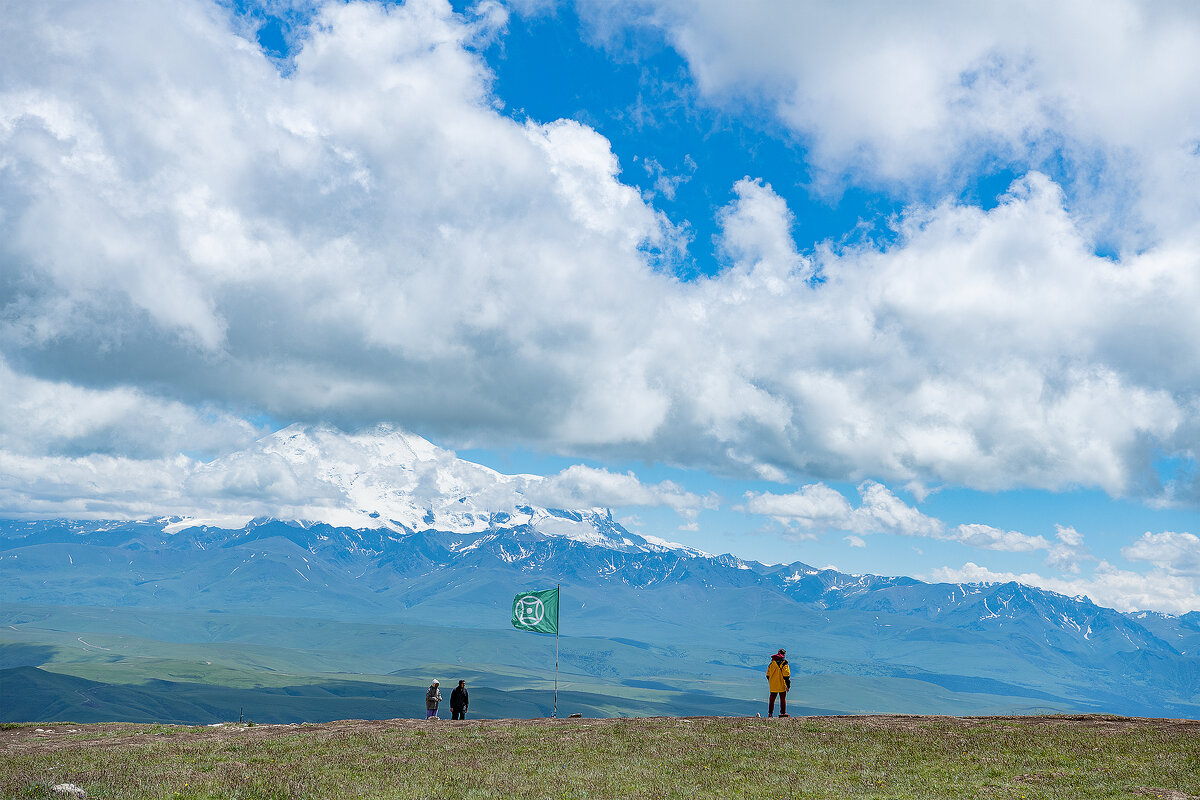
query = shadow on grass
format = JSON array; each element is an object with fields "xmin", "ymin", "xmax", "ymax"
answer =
[
  {"xmin": 0, "ymin": 644, "xmax": 57, "ymax": 669},
  {"xmin": 1, "ymin": 666, "xmax": 791, "ymax": 724}
]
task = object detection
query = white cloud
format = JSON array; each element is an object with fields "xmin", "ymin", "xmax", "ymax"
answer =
[
  {"xmin": 0, "ymin": 0, "xmax": 1196, "ymax": 515},
  {"xmin": 0, "ymin": 0, "xmax": 681, "ymax": 453},
  {"xmin": 743, "ymin": 480, "xmax": 941, "ymax": 537},
  {"xmin": 525, "ymin": 464, "xmax": 717, "ymax": 515},
  {"xmin": 0, "ymin": 423, "xmax": 716, "ymax": 524},
  {"xmin": 1055, "ymin": 525, "xmax": 1085, "ymax": 548},
  {"xmin": 925, "ymin": 561, "xmax": 1200, "ymax": 616},
  {"xmin": 715, "ymin": 178, "xmax": 814, "ymax": 288},
  {"xmin": 1045, "ymin": 525, "xmax": 1091, "ymax": 574},
  {"xmin": 740, "ymin": 482, "xmax": 851, "ymax": 526},
  {"xmin": 592, "ymin": 0, "xmax": 1200, "ymax": 246},
  {"xmin": 682, "ymin": 174, "xmax": 1198, "ymax": 499},
  {"xmin": 844, "ymin": 535, "xmax": 865, "ymax": 548},
  {"xmin": 0, "ymin": 451, "xmax": 197, "ymax": 520},
  {"xmin": 0, "ymin": 358, "xmax": 260, "ymax": 459},
  {"xmin": 639, "ymin": 154, "xmax": 695, "ymax": 202},
  {"xmin": 744, "ymin": 481, "xmax": 1093, "ymax": 561},
  {"xmin": 1122, "ymin": 531, "xmax": 1200, "ymax": 577},
  {"xmin": 853, "ymin": 481, "xmax": 945, "ymax": 538},
  {"xmin": 950, "ymin": 523, "xmax": 1049, "ymax": 553}
]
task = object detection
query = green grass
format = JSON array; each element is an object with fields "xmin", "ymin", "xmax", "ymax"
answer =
[{"xmin": 3, "ymin": 715, "xmax": 1197, "ymax": 799}]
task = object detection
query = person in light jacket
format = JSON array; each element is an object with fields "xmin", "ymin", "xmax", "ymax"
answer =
[
  {"xmin": 450, "ymin": 680, "xmax": 469, "ymax": 720},
  {"xmin": 766, "ymin": 649, "xmax": 791, "ymax": 718},
  {"xmin": 425, "ymin": 680, "xmax": 442, "ymax": 720}
]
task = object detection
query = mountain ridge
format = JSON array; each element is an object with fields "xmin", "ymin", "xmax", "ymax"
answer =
[
  {"xmin": 3, "ymin": 514, "xmax": 1197, "ymax": 719},
  {"xmin": 2, "ymin": 423, "xmax": 1197, "ymax": 720}
]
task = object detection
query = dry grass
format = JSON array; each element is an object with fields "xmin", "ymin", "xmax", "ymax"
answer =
[{"xmin": 2, "ymin": 714, "xmax": 1197, "ymax": 799}]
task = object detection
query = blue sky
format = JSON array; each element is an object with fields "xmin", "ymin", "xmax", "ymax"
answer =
[{"xmin": 1, "ymin": 0, "xmax": 1197, "ymax": 612}]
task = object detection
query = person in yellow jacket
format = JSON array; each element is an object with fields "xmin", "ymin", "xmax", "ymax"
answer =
[{"xmin": 766, "ymin": 648, "xmax": 791, "ymax": 717}]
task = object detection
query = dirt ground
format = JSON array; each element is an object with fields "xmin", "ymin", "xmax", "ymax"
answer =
[{"xmin": 5, "ymin": 713, "xmax": 1198, "ymax": 756}]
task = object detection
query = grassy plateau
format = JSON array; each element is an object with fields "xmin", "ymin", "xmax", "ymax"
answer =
[{"xmin": 2, "ymin": 714, "xmax": 1197, "ymax": 800}]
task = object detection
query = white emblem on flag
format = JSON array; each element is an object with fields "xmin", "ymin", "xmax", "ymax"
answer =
[{"xmin": 515, "ymin": 595, "xmax": 545, "ymax": 626}]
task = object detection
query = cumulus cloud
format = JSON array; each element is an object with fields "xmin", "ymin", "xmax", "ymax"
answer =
[
  {"xmin": 744, "ymin": 480, "xmax": 1092, "ymax": 562},
  {"xmin": 0, "ymin": 358, "xmax": 261, "ymax": 459},
  {"xmin": 0, "ymin": 0, "xmax": 1196, "ymax": 515},
  {"xmin": 745, "ymin": 481, "xmax": 931, "ymax": 536},
  {"xmin": 1122, "ymin": 531, "xmax": 1200, "ymax": 577},
  {"xmin": 743, "ymin": 481, "xmax": 936, "ymax": 538},
  {"xmin": 853, "ymin": 482, "xmax": 945, "ymax": 538},
  {"xmin": 1, "ymin": 0, "xmax": 677, "ymax": 440},
  {"xmin": 524, "ymin": 464, "xmax": 717, "ymax": 516},
  {"xmin": 950, "ymin": 524, "xmax": 1049, "ymax": 553},
  {"xmin": 590, "ymin": 0, "xmax": 1200, "ymax": 246},
  {"xmin": 925, "ymin": 561, "xmax": 1200, "ymax": 616},
  {"xmin": 740, "ymin": 482, "xmax": 851, "ymax": 526},
  {"xmin": 679, "ymin": 174, "xmax": 1199, "ymax": 500},
  {"xmin": 1045, "ymin": 525, "xmax": 1091, "ymax": 574}
]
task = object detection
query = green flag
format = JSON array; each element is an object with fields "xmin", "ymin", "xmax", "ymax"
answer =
[{"xmin": 511, "ymin": 587, "xmax": 559, "ymax": 634}]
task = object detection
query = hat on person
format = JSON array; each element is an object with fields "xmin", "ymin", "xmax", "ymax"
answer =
[
  {"xmin": 432, "ymin": 679, "xmax": 439, "ymax": 685},
  {"xmin": 776, "ymin": 649, "xmax": 786, "ymax": 656}
]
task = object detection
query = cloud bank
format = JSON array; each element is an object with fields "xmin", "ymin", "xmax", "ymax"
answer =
[
  {"xmin": 0, "ymin": 0, "xmax": 1195, "ymax": 513},
  {"xmin": 742, "ymin": 481, "xmax": 1089, "ymax": 566},
  {"xmin": 0, "ymin": 422, "xmax": 714, "ymax": 528}
]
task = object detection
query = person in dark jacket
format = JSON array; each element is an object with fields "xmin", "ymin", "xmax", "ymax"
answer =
[
  {"xmin": 766, "ymin": 648, "xmax": 791, "ymax": 717},
  {"xmin": 425, "ymin": 680, "xmax": 441, "ymax": 720},
  {"xmin": 450, "ymin": 680, "xmax": 469, "ymax": 720}
]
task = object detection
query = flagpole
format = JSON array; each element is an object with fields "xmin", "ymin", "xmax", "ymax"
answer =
[{"xmin": 553, "ymin": 583, "xmax": 559, "ymax": 718}]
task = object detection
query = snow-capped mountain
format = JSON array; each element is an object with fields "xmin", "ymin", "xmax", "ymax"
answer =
[
  {"xmin": 2, "ymin": 423, "xmax": 1198, "ymax": 720},
  {"xmin": 174, "ymin": 424, "xmax": 693, "ymax": 554},
  {"xmin": 4, "ymin": 513, "xmax": 1198, "ymax": 718}
]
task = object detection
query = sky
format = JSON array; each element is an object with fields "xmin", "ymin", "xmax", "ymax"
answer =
[{"xmin": 1, "ymin": 0, "xmax": 1198, "ymax": 613}]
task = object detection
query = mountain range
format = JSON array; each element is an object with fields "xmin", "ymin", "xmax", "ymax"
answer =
[{"xmin": 2, "ymin": 425, "xmax": 1197, "ymax": 722}]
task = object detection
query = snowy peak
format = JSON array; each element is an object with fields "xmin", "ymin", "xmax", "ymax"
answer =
[
  {"xmin": 261, "ymin": 423, "xmax": 446, "ymax": 474},
  {"xmin": 172, "ymin": 424, "xmax": 691, "ymax": 555}
]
